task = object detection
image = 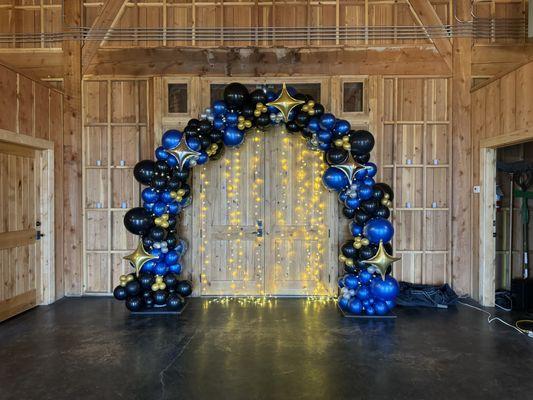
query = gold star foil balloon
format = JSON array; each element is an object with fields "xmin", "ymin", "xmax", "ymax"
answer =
[
  {"xmin": 165, "ymin": 137, "xmax": 201, "ymax": 171},
  {"xmin": 362, "ymin": 240, "xmax": 401, "ymax": 280},
  {"xmin": 123, "ymin": 241, "xmax": 158, "ymax": 277},
  {"xmin": 267, "ymin": 83, "xmax": 305, "ymax": 122}
]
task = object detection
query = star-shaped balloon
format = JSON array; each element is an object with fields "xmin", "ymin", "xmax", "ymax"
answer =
[
  {"xmin": 331, "ymin": 154, "xmax": 366, "ymax": 182},
  {"xmin": 124, "ymin": 241, "xmax": 158, "ymax": 277},
  {"xmin": 362, "ymin": 240, "xmax": 401, "ymax": 280},
  {"xmin": 267, "ymin": 83, "xmax": 305, "ymax": 122},
  {"xmin": 165, "ymin": 137, "xmax": 201, "ymax": 171}
]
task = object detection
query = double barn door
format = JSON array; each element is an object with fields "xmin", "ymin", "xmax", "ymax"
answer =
[{"xmin": 199, "ymin": 126, "xmax": 337, "ymax": 296}]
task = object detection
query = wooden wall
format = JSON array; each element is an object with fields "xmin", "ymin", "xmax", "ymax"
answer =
[
  {"xmin": 471, "ymin": 61, "xmax": 533, "ymax": 299},
  {"xmin": 0, "ymin": 62, "xmax": 64, "ymax": 299}
]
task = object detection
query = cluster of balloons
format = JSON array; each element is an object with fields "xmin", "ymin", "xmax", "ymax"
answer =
[{"xmin": 115, "ymin": 82, "xmax": 400, "ymax": 315}]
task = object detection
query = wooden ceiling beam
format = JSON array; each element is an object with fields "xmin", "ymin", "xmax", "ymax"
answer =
[
  {"xmin": 407, "ymin": 0, "xmax": 452, "ymax": 71},
  {"xmin": 85, "ymin": 46, "xmax": 451, "ymax": 76},
  {"xmin": 81, "ymin": 0, "xmax": 129, "ymax": 74}
]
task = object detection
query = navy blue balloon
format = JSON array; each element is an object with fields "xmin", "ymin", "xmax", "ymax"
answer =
[
  {"xmin": 155, "ymin": 262, "xmax": 168, "ymax": 276},
  {"xmin": 214, "ymin": 116, "xmax": 225, "ymax": 130},
  {"xmin": 371, "ymin": 275, "xmax": 400, "ymax": 301},
  {"xmin": 142, "ymin": 188, "xmax": 159, "ymax": 203},
  {"xmin": 349, "ymin": 221, "xmax": 363, "ymax": 236},
  {"xmin": 168, "ymin": 201, "xmax": 180, "ymax": 214},
  {"xmin": 366, "ymin": 162, "xmax": 378, "ymax": 178},
  {"xmin": 113, "ymin": 286, "xmax": 127, "ymax": 300},
  {"xmin": 142, "ymin": 260, "xmax": 156, "ymax": 273},
  {"xmin": 334, "ymin": 119, "xmax": 351, "ymax": 135},
  {"xmin": 358, "ymin": 184, "xmax": 373, "ymax": 200},
  {"xmin": 365, "ymin": 305, "xmax": 376, "ymax": 316},
  {"xmin": 143, "ymin": 202, "xmax": 154, "ymax": 212},
  {"xmin": 186, "ymin": 136, "xmax": 201, "ymax": 151},
  {"xmin": 317, "ymin": 129, "xmax": 332, "ymax": 143},
  {"xmin": 348, "ymin": 298, "xmax": 363, "ymax": 314},
  {"xmin": 153, "ymin": 202, "xmax": 167, "ymax": 217},
  {"xmin": 363, "ymin": 177, "xmax": 375, "ymax": 187},
  {"xmin": 322, "ymin": 167, "xmax": 349, "ymax": 191},
  {"xmin": 266, "ymin": 91, "xmax": 277, "ymax": 101},
  {"xmin": 338, "ymin": 277, "xmax": 345, "ymax": 288},
  {"xmin": 354, "ymin": 167, "xmax": 368, "ymax": 181},
  {"xmin": 344, "ymin": 274, "xmax": 359, "ymax": 289},
  {"xmin": 223, "ymin": 126, "xmax": 244, "ymax": 147},
  {"xmin": 162, "ymin": 130, "xmax": 182, "ymax": 149},
  {"xmin": 213, "ymin": 100, "xmax": 227, "ymax": 116},
  {"xmin": 338, "ymin": 191, "xmax": 348, "ymax": 203},
  {"xmin": 155, "ymin": 146, "xmax": 169, "ymax": 160},
  {"xmin": 320, "ymin": 113, "xmax": 336, "ymax": 130},
  {"xmin": 385, "ymin": 300, "xmax": 396, "ymax": 310},
  {"xmin": 364, "ymin": 218, "xmax": 394, "ymax": 244},
  {"xmin": 307, "ymin": 117, "xmax": 320, "ymax": 132},
  {"xmin": 169, "ymin": 263, "xmax": 182, "ymax": 274},
  {"xmin": 165, "ymin": 250, "xmax": 179, "ymax": 265},
  {"xmin": 345, "ymin": 197, "xmax": 360, "ymax": 209},
  {"xmin": 166, "ymin": 156, "xmax": 177, "ymax": 168},
  {"xmin": 226, "ymin": 112, "xmax": 239, "ymax": 126},
  {"xmin": 318, "ymin": 142, "xmax": 330, "ymax": 151},
  {"xmin": 197, "ymin": 151, "xmax": 208, "ymax": 165},
  {"xmin": 374, "ymin": 301, "xmax": 389, "ymax": 316},
  {"xmin": 160, "ymin": 190, "xmax": 174, "ymax": 204},
  {"xmin": 338, "ymin": 297, "xmax": 350, "ymax": 310}
]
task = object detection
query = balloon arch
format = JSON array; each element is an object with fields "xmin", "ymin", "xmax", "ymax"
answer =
[{"xmin": 114, "ymin": 82, "xmax": 401, "ymax": 316}]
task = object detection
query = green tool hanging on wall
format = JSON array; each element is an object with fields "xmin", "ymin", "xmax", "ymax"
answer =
[{"xmin": 513, "ymin": 171, "xmax": 533, "ymax": 280}]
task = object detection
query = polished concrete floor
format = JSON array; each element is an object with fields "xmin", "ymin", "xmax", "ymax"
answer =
[{"xmin": 1, "ymin": 298, "xmax": 532, "ymax": 400}]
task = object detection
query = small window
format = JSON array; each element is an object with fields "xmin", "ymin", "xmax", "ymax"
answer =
[
  {"xmin": 168, "ymin": 83, "xmax": 188, "ymax": 113},
  {"xmin": 343, "ymin": 82, "xmax": 364, "ymax": 113}
]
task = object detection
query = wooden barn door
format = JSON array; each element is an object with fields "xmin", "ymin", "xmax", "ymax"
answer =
[{"xmin": 0, "ymin": 143, "xmax": 40, "ymax": 321}]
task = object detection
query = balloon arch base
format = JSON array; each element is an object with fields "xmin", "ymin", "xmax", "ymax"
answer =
[
  {"xmin": 338, "ymin": 302, "xmax": 397, "ymax": 319},
  {"xmin": 129, "ymin": 299, "xmax": 188, "ymax": 315}
]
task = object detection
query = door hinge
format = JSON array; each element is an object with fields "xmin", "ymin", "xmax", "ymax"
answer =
[
  {"xmin": 36, "ymin": 221, "xmax": 44, "ymax": 240},
  {"xmin": 328, "ymin": 273, "xmax": 331, "ymax": 283},
  {"xmin": 328, "ymin": 229, "xmax": 331, "ymax": 238}
]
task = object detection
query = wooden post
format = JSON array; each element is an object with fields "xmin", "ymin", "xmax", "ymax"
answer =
[
  {"xmin": 451, "ymin": 0, "xmax": 473, "ymax": 297},
  {"xmin": 63, "ymin": 1, "xmax": 83, "ymax": 296}
]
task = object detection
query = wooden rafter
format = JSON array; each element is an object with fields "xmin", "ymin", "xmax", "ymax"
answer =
[
  {"xmin": 81, "ymin": 0, "xmax": 129, "ymax": 74},
  {"xmin": 407, "ymin": 0, "xmax": 452, "ymax": 71}
]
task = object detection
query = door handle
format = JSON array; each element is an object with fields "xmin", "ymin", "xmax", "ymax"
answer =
[{"xmin": 253, "ymin": 219, "xmax": 263, "ymax": 237}]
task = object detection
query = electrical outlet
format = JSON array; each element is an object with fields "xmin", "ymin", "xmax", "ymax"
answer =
[{"xmin": 473, "ymin": 186, "xmax": 481, "ymax": 193}]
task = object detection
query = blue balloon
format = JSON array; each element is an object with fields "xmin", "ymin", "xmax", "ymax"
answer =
[
  {"xmin": 365, "ymin": 305, "xmax": 376, "ymax": 316},
  {"xmin": 166, "ymin": 156, "xmax": 177, "ymax": 168},
  {"xmin": 338, "ymin": 191, "xmax": 348, "ymax": 203},
  {"xmin": 365, "ymin": 162, "xmax": 378, "ymax": 178},
  {"xmin": 320, "ymin": 113, "xmax": 336, "ymax": 130},
  {"xmin": 212, "ymin": 100, "xmax": 227, "ymax": 116},
  {"xmin": 168, "ymin": 201, "xmax": 180, "ymax": 215},
  {"xmin": 356, "ymin": 286, "xmax": 371, "ymax": 300},
  {"xmin": 226, "ymin": 112, "xmax": 239, "ymax": 126},
  {"xmin": 348, "ymin": 298, "xmax": 363, "ymax": 314},
  {"xmin": 266, "ymin": 91, "xmax": 277, "ymax": 101},
  {"xmin": 197, "ymin": 151, "xmax": 209, "ymax": 165},
  {"xmin": 155, "ymin": 146, "xmax": 169, "ymax": 160},
  {"xmin": 345, "ymin": 197, "xmax": 360, "ymax": 209},
  {"xmin": 364, "ymin": 218, "xmax": 394, "ymax": 244},
  {"xmin": 371, "ymin": 276, "xmax": 400, "ymax": 301},
  {"xmin": 151, "ymin": 248, "xmax": 162, "ymax": 258},
  {"xmin": 318, "ymin": 129, "xmax": 332, "ymax": 143},
  {"xmin": 358, "ymin": 184, "xmax": 373, "ymax": 200},
  {"xmin": 338, "ymin": 297, "xmax": 350, "ymax": 310},
  {"xmin": 155, "ymin": 262, "xmax": 168, "ymax": 276},
  {"xmin": 333, "ymin": 119, "xmax": 351, "ymax": 135},
  {"xmin": 153, "ymin": 202, "xmax": 167, "ymax": 217},
  {"xmin": 214, "ymin": 116, "xmax": 225, "ymax": 130},
  {"xmin": 143, "ymin": 202, "xmax": 155, "ymax": 211},
  {"xmin": 385, "ymin": 300, "xmax": 396, "ymax": 310},
  {"xmin": 322, "ymin": 167, "xmax": 349, "ymax": 191},
  {"xmin": 162, "ymin": 130, "xmax": 182, "ymax": 149},
  {"xmin": 344, "ymin": 274, "xmax": 359, "ymax": 289},
  {"xmin": 307, "ymin": 117, "xmax": 320, "ymax": 132},
  {"xmin": 318, "ymin": 142, "xmax": 330, "ymax": 151},
  {"xmin": 223, "ymin": 126, "xmax": 244, "ymax": 147},
  {"xmin": 374, "ymin": 301, "xmax": 389, "ymax": 316},
  {"xmin": 338, "ymin": 277, "xmax": 345, "ymax": 288},
  {"xmin": 169, "ymin": 263, "xmax": 182, "ymax": 274},
  {"xmin": 186, "ymin": 136, "xmax": 201, "ymax": 151},
  {"xmin": 359, "ymin": 270, "xmax": 373, "ymax": 285},
  {"xmin": 160, "ymin": 190, "xmax": 174, "ymax": 204},
  {"xmin": 142, "ymin": 188, "xmax": 159, "ymax": 203},
  {"xmin": 363, "ymin": 177, "xmax": 375, "ymax": 187},
  {"xmin": 354, "ymin": 167, "xmax": 368, "ymax": 181},
  {"xmin": 287, "ymin": 86, "xmax": 297, "ymax": 96},
  {"xmin": 349, "ymin": 221, "xmax": 363, "ymax": 237},
  {"xmin": 165, "ymin": 250, "xmax": 179, "ymax": 265},
  {"xmin": 142, "ymin": 260, "xmax": 156, "ymax": 273}
]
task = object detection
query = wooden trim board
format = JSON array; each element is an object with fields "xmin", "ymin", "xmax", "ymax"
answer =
[{"xmin": 0, "ymin": 290, "xmax": 37, "ymax": 322}]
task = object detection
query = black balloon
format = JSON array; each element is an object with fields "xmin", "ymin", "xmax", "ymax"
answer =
[
  {"xmin": 326, "ymin": 148, "xmax": 349, "ymax": 165},
  {"xmin": 375, "ymin": 182, "xmax": 394, "ymax": 201},
  {"xmin": 199, "ymin": 135, "xmax": 212, "ymax": 150},
  {"xmin": 372, "ymin": 187, "xmax": 384, "ymax": 201},
  {"xmin": 296, "ymin": 112, "xmax": 310, "ymax": 127},
  {"xmin": 250, "ymin": 89, "xmax": 267, "ymax": 105},
  {"xmin": 113, "ymin": 286, "xmax": 127, "ymax": 300},
  {"xmin": 342, "ymin": 206, "xmax": 356, "ymax": 219},
  {"xmin": 344, "ymin": 264, "xmax": 358, "ymax": 274},
  {"xmin": 359, "ymin": 245, "xmax": 378, "ymax": 260},
  {"xmin": 353, "ymin": 153, "xmax": 371, "ymax": 164},
  {"xmin": 374, "ymin": 205, "xmax": 391, "ymax": 219},
  {"xmin": 353, "ymin": 209, "xmax": 370, "ymax": 225},
  {"xmin": 144, "ymin": 295, "xmax": 154, "ymax": 308},
  {"xmin": 210, "ymin": 129, "xmax": 224, "ymax": 143},
  {"xmin": 153, "ymin": 290, "xmax": 168, "ymax": 305},
  {"xmin": 199, "ymin": 119, "xmax": 212, "ymax": 134},
  {"xmin": 134, "ymin": 160, "xmax": 156, "ymax": 185},
  {"xmin": 183, "ymin": 125, "xmax": 198, "ymax": 137},
  {"xmin": 180, "ymin": 183, "xmax": 191, "ymax": 198},
  {"xmin": 176, "ymin": 280, "xmax": 193, "ymax": 297},
  {"xmin": 125, "ymin": 280, "xmax": 141, "ymax": 296},
  {"xmin": 150, "ymin": 175, "xmax": 168, "ymax": 190},
  {"xmin": 256, "ymin": 114, "xmax": 271, "ymax": 127},
  {"xmin": 242, "ymin": 103, "xmax": 256, "ymax": 119},
  {"xmin": 125, "ymin": 296, "xmax": 143, "ymax": 311},
  {"xmin": 187, "ymin": 119, "xmax": 201, "ymax": 129},
  {"xmin": 173, "ymin": 168, "xmax": 190, "ymax": 183},
  {"xmin": 139, "ymin": 273, "xmax": 154, "ymax": 290},
  {"xmin": 148, "ymin": 227, "xmax": 166, "ymax": 242},
  {"xmin": 224, "ymin": 83, "xmax": 250, "ymax": 110},
  {"xmin": 286, "ymin": 121, "xmax": 300, "ymax": 133},
  {"xmin": 142, "ymin": 236, "xmax": 154, "ymax": 249},
  {"xmin": 163, "ymin": 273, "xmax": 178, "ymax": 289},
  {"xmin": 361, "ymin": 199, "xmax": 380, "ymax": 215},
  {"xmin": 166, "ymin": 235, "xmax": 178, "ymax": 249},
  {"xmin": 124, "ymin": 207, "xmax": 153, "ymax": 235},
  {"xmin": 167, "ymin": 176, "xmax": 182, "ymax": 191},
  {"xmin": 166, "ymin": 293, "xmax": 184, "ymax": 310},
  {"xmin": 155, "ymin": 160, "xmax": 170, "ymax": 175},
  {"xmin": 314, "ymin": 103, "xmax": 325, "ymax": 118},
  {"xmin": 209, "ymin": 144, "xmax": 225, "ymax": 161},
  {"xmin": 349, "ymin": 130, "xmax": 375, "ymax": 156},
  {"xmin": 341, "ymin": 240, "xmax": 358, "ymax": 259}
]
